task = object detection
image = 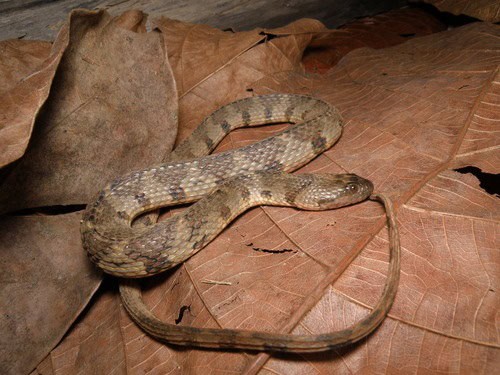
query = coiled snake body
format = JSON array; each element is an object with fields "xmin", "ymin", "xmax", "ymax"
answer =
[{"xmin": 81, "ymin": 94, "xmax": 400, "ymax": 352}]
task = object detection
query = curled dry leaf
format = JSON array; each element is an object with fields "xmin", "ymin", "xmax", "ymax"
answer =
[
  {"xmin": 0, "ymin": 9, "xmax": 178, "ymax": 213},
  {"xmin": 423, "ymin": 0, "xmax": 500, "ymax": 22},
  {"xmin": 32, "ymin": 13, "xmax": 499, "ymax": 375}
]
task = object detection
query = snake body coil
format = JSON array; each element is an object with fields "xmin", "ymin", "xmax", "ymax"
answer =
[
  {"xmin": 81, "ymin": 94, "xmax": 400, "ymax": 352},
  {"xmin": 81, "ymin": 94, "xmax": 349, "ymax": 277}
]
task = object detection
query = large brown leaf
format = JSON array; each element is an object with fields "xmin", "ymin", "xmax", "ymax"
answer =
[
  {"xmin": 0, "ymin": 9, "xmax": 178, "ymax": 213},
  {"xmin": 30, "ymin": 14, "xmax": 499, "ymax": 375}
]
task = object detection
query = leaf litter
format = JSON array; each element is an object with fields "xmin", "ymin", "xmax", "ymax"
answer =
[{"xmin": 0, "ymin": 6, "xmax": 498, "ymax": 375}]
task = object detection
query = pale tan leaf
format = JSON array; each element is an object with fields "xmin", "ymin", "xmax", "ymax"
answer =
[{"xmin": 456, "ymin": 67, "xmax": 500, "ymax": 159}]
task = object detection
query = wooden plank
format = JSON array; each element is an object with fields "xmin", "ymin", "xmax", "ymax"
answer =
[{"xmin": 0, "ymin": 0, "xmax": 407, "ymax": 40}]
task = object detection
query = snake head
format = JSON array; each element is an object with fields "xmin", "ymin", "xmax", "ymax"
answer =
[{"xmin": 295, "ymin": 173, "xmax": 373, "ymax": 210}]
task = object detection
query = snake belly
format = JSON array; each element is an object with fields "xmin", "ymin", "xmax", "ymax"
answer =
[{"xmin": 81, "ymin": 94, "xmax": 345, "ymax": 277}]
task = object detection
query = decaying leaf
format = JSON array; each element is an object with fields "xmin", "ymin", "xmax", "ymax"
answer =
[
  {"xmin": 0, "ymin": 9, "xmax": 178, "ymax": 213},
  {"xmin": 249, "ymin": 22, "xmax": 500, "ymax": 373},
  {"xmin": 0, "ymin": 40, "xmax": 51, "ymax": 96}
]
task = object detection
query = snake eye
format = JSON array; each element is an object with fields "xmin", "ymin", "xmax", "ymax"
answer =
[{"xmin": 346, "ymin": 183, "xmax": 359, "ymax": 193}]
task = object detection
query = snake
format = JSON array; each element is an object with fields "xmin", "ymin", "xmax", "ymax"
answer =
[{"xmin": 81, "ymin": 94, "xmax": 400, "ymax": 352}]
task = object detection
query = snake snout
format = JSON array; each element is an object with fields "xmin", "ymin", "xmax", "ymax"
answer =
[{"xmin": 296, "ymin": 173, "xmax": 373, "ymax": 210}]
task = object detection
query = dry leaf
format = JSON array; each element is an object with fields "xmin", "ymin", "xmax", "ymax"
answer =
[
  {"xmin": 0, "ymin": 40, "xmax": 51, "ymax": 96},
  {"xmin": 303, "ymin": 7, "xmax": 446, "ymax": 73},
  {"xmin": 424, "ymin": 0, "xmax": 500, "ymax": 22},
  {"xmin": 0, "ymin": 38, "xmax": 60, "ymax": 168},
  {"xmin": 0, "ymin": 213, "xmax": 101, "ymax": 375},
  {"xmin": 32, "ymin": 13, "xmax": 499, "ymax": 375},
  {"xmin": 0, "ymin": 9, "xmax": 178, "ymax": 213},
  {"xmin": 155, "ymin": 17, "xmax": 328, "ymax": 144}
]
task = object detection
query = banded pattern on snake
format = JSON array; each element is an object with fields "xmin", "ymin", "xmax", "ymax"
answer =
[{"xmin": 81, "ymin": 94, "xmax": 400, "ymax": 352}]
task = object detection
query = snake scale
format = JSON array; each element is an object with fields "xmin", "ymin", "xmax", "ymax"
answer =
[{"xmin": 81, "ymin": 94, "xmax": 400, "ymax": 352}]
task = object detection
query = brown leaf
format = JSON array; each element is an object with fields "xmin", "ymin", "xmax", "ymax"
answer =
[
  {"xmin": 0, "ymin": 39, "xmax": 59, "ymax": 168},
  {"xmin": 303, "ymin": 7, "xmax": 446, "ymax": 73},
  {"xmin": 35, "ymin": 13, "xmax": 500, "ymax": 375},
  {"xmin": 0, "ymin": 40, "xmax": 51, "ymax": 96},
  {"xmin": 0, "ymin": 213, "xmax": 101, "ymax": 375},
  {"xmin": 0, "ymin": 9, "xmax": 178, "ymax": 213},
  {"xmin": 34, "ymin": 284, "xmax": 127, "ymax": 375},
  {"xmin": 155, "ymin": 17, "xmax": 328, "ymax": 144},
  {"xmin": 424, "ymin": 0, "xmax": 500, "ymax": 22}
]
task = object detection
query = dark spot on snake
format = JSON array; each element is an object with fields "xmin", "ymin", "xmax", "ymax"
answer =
[
  {"xmin": 134, "ymin": 192, "xmax": 149, "ymax": 205},
  {"xmin": 145, "ymin": 258, "xmax": 164, "ymax": 273},
  {"xmin": 284, "ymin": 106, "xmax": 294, "ymax": 121},
  {"xmin": 242, "ymin": 110, "xmax": 251, "ymax": 125},
  {"xmin": 263, "ymin": 342, "xmax": 287, "ymax": 351},
  {"xmin": 284, "ymin": 190, "xmax": 298, "ymax": 204},
  {"xmin": 109, "ymin": 179, "xmax": 120, "ymax": 190},
  {"xmin": 264, "ymin": 106, "xmax": 273, "ymax": 120},
  {"xmin": 264, "ymin": 160, "xmax": 283, "ymax": 171},
  {"xmin": 219, "ymin": 205, "xmax": 232, "ymax": 220},
  {"xmin": 192, "ymin": 234, "xmax": 208, "ymax": 250},
  {"xmin": 170, "ymin": 189, "xmax": 187, "ymax": 201},
  {"xmin": 204, "ymin": 135, "xmax": 214, "ymax": 150},
  {"xmin": 97, "ymin": 190, "xmax": 106, "ymax": 202},
  {"xmin": 216, "ymin": 330, "xmax": 238, "ymax": 345},
  {"xmin": 301, "ymin": 108, "xmax": 312, "ymax": 120},
  {"xmin": 312, "ymin": 135, "xmax": 327, "ymax": 152},
  {"xmin": 261, "ymin": 190, "xmax": 273, "ymax": 199},
  {"xmin": 220, "ymin": 120, "xmax": 231, "ymax": 132},
  {"xmin": 239, "ymin": 186, "xmax": 251, "ymax": 199},
  {"xmin": 127, "ymin": 251, "xmax": 140, "ymax": 260},
  {"xmin": 117, "ymin": 211, "xmax": 128, "ymax": 220}
]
